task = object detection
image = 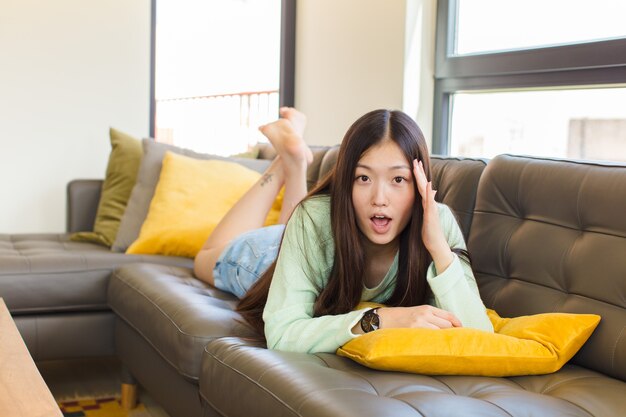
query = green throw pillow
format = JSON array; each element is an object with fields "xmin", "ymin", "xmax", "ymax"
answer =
[
  {"xmin": 71, "ymin": 128, "xmax": 142, "ymax": 247},
  {"xmin": 231, "ymin": 145, "xmax": 261, "ymax": 159}
]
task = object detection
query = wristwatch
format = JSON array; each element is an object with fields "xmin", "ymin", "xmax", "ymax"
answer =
[{"xmin": 360, "ymin": 308, "xmax": 381, "ymax": 333}]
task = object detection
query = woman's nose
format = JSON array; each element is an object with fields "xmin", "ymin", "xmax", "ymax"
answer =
[{"xmin": 372, "ymin": 184, "xmax": 388, "ymax": 207}]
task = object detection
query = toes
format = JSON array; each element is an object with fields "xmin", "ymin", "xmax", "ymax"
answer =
[{"xmin": 279, "ymin": 106, "xmax": 292, "ymax": 118}]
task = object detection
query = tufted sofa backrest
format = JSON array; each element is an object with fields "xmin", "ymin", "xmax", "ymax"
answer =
[
  {"xmin": 429, "ymin": 156, "xmax": 486, "ymax": 242},
  {"xmin": 469, "ymin": 154, "xmax": 626, "ymax": 381}
]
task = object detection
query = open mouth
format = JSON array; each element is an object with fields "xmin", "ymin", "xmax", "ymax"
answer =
[{"xmin": 370, "ymin": 215, "xmax": 391, "ymax": 232}]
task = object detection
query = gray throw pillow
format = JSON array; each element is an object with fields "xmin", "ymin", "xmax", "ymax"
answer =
[{"xmin": 111, "ymin": 139, "xmax": 271, "ymax": 252}]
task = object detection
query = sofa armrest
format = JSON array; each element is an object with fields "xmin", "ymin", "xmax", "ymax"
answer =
[{"xmin": 66, "ymin": 179, "xmax": 102, "ymax": 233}]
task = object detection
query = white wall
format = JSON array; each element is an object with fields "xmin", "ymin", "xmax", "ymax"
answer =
[
  {"xmin": 294, "ymin": 0, "xmax": 437, "ymax": 148},
  {"xmin": 295, "ymin": 0, "xmax": 407, "ymax": 146},
  {"xmin": 0, "ymin": 0, "xmax": 151, "ymax": 233}
]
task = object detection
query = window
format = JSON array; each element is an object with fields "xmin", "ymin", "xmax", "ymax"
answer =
[
  {"xmin": 433, "ymin": 0, "xmax": 626, "ymax": 162},
  {"xmin": 150, "ymin": 0, "xmax": 295, "ymax": 156},
  {"xmin": 450, "ymin": 88, "xmax": 626, "ymax": 161},
  {"xmin": 455, "ymin": 0, "xmax": 626, "ymax": 55}
]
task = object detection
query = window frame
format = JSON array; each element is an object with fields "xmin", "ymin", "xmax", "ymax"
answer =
[
  {"xmin": 149, "ymin": 0, "xmax": 296, "ymax": 138},
  {"xmin": 432, "ymin": 0, "xmax": 626, "ymax": 154}
]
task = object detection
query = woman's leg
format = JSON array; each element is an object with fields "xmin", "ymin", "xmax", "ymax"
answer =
[
  {"xmin": 258, "ymin": 107, "xmax": 312, "ymax": 223},
  {"xmin": 194, "ymin": 107, "xmax": 311, "ymax": 285}
]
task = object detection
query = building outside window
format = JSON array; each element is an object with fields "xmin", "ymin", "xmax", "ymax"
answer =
[{"xmin": 433, "ymin": 0, "xmax": 626, "ymax": 162}]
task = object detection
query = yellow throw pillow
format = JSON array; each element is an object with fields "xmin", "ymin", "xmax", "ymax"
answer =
[
  {"xmin": 337, "ymin": 307, "xmax": 600, "ymax": 377},
  {"xmin": 126, "ymin": 152, "xmax": 283, "ymax": 258}
]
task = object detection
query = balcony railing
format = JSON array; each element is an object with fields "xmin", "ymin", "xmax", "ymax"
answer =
[{"xmin": 155, "ymin": 90, "xmax": 279, "ymax": 156}]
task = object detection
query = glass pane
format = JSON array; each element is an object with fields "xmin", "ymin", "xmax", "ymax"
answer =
[
  {"xmin": 455, "ymin": 0, "xmax": 626, "ymax": 55},
  {"xmin": 450, "ymin": 88, "xmax": 626, "ymax": 162},
  {"xmin": 155, "ymin": 0, "xmax": 281, "ymax": 156}
]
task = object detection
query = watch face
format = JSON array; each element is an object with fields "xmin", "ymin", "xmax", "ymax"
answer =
[{"xmin": 361, "ymin": 309, "xmax": 380, "ymax": 332}]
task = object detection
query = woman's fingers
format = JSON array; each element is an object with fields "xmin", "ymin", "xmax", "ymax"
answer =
[
  {"xmin": 380, "ymin": 306, "xmax": 463, "ymax": 330},
  {"xmin": 413, "ymin": 159, "xmax": 427, "ymax": 196},
  {"xmin": 427, "ymin": 315, "xmax": 455, "ymax": 329},
  {"xmin": 413, "ymin": 160, "xmax": 437, "ymax": 206},
  {"xmin": 432, "ymin": 308, "xmax": 463, "ymax": 327}
]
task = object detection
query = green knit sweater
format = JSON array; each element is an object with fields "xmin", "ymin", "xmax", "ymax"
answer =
[{"xmin": 263, "ymin": 195, "xmax": 494, "ymax": 353}]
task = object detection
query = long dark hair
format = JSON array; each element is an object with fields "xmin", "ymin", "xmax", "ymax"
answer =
[{"xmin": 237, "ymin": 109, "xmax": 433, "ymax": 334}]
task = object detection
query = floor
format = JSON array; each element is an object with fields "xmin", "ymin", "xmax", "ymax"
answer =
[{"xmin": 37, "ymin": 356, "xmax": 171, "ymax": 417}]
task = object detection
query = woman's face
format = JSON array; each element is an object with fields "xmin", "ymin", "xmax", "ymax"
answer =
[{"xmin": 351, "ymin": 139, "xmax": 416, "ymax": 251}]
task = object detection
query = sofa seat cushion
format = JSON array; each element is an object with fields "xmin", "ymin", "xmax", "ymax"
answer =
[
  {"xmin": 201, "ymin": 337, "xmax": 626, "ymax": 417},
  {"xmin": 107, "ymin": 263, "xmax": 255, "ymax": 381},
  {"xmin": 0, "ymin": 234, "xmax": 192, "ymax": 314}
]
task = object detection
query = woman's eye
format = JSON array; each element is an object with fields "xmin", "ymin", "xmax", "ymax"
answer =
[
  {"xmin": 393, "ymin": 176, "xmax": 406, "ymax": 184},
  {"xmin": 356, "ymin": 175, "xmax": 369, "ymax": 182}
]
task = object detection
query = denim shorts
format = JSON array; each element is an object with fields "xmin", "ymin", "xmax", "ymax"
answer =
[{"xmin": 213, "ymin": 224, "xmax": 286, "ymax": 299}]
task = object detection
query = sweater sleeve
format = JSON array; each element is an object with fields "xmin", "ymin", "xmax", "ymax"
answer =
[
  {"xmin": 426, "ymin": 204, "xmax": 494, "ymax": 332},
  {"xmin": 263, "ymin": 202, "xmax": 367, "ymax": 353}
]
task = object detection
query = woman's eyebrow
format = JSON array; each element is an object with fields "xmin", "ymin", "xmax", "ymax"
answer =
[
  {"xmin": 391, "ymin": 165, "xmax": 412, "ymax": 171},
  {"xmin": 356, "ymin": 164, "xmax": 411, "ymax": 170}
]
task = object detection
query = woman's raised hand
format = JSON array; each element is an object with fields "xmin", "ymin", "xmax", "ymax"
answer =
[
  {"xmin": 378, "ymin": 305, "xmax": 462, "ymax": 329},
  {"xmin": 413, "ymin": 159, "xmax": 454, "ymax": 272}
]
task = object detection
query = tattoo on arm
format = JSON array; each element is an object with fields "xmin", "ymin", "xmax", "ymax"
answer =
[{"xmin": 260, "ymin": 173, "xmax": 273, "ymax": 186}]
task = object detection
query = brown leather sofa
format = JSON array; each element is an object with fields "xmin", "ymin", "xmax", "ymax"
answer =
[
  {"xmin": 0, "ymin": 188, "xmax": 191, "ymax": 361},
  {"xmin": 199, "ymin": 154, "xmax": 626, "ymax": 417},
  {"xmin": 1, "ymin": 147, "xmax": 625, "ymax": 417}
]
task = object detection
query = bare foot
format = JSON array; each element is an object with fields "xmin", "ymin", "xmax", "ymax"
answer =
[
  {"xmin": 259, "ymin": 113, "xmax": 313, "ymax": 167},
  {"xmin": 279, "ymin": 107, "xmax": 307, "ymax": 138}
]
